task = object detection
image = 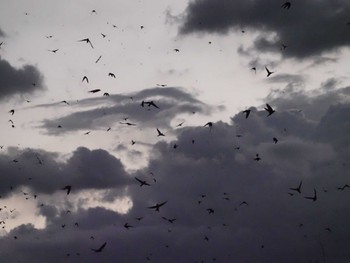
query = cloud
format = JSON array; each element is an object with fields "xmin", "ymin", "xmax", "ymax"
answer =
[
  {"xmin": 0, "ymin": 57, "xmax": 45, "ymax": 100},
  {"xmin": 39, "ymin": 87, "xmax": 215, "ymax": 135},
  {"xmin": 178, "ymin": 0, "xmax": 350, "ymax": 59}
]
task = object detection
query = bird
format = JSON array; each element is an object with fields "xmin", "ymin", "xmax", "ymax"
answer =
[
  {"xmin": 131, "ymin": 140, "xmax": 136, "ymax": 145},
  {"xmin": 207, "ymin": 208, "xmax": 214, "ymax": 214},
  {"xmin": 61, "ymin": 100, "xmax": 69, "ymax": 105},
  {"xmin": 120, "ymin": 122, "xmax": 136, "ymax": 126},
  {"xmin": 203, "ymin": 122, "xmax": 213, "ymax": 129},
  {"xmin": 8, "ymin": 109, "xmax": 15, "ymax": 115},
  {"xmin": 324, "ymin": 227, "xmax": 332, "ymax": 232},
  {"xmin": 239, "ymin": 201, "xmax": 248, "ymax": 206},
  {"xmin": 265, "ymin": 66, "xmax": 274, "ymax": 77},
  {"xmin": 304, "ymin": 189, "xmax": 317, "ymax": 202},
  {"xmin": 95, "ymin": 55, "xmax": 102, "ymax": 63},
  {"xmin": 148, "ymin": 201, "xmax": 167, "ymax": 212},
  {"xmin": 48, "ymin": 49, "xmax": 59, "ymax": 53},
  {"xmin": 264, "ymin": 104, "xmax": 275, "ymax": 116},
  {"xmin": 162, "ymin": 217, "xmax": 176, "ymax": 223},
  {"xmin": 281, "ymin": 2, "xmax": 291, "ymax": 9},
  {"xmin": 142, "ymin": 100, "xmax": 159, "ymax": 109},
  {"xmin": 242, "ymin": 109, "xmax": 251, "ymax": 119},
  {"xmin": 61, "ymin": 185, "xmax": 72, "ymax": 195},
  {"xmin": 135, "ymin": 177, "xmax": 151, "ymax": 187},
  {"xmin": 290, "ymin": 181, "xmax": 302, "ymax": 194},
  {"xmin": 337, "ymin": 184, "xmax": 350, "ymax": 190},
  {"xmin": 101, "ymin": 33, "xmax": 106, "ymax": 38},
  {"xmin": 91, "ymin": 242, "xmax": 107, "ymax": 253},
  {"xmin": 176, "ymin": 121, "xmax": 185, "ymax": 127},
  {"xmin": 84, "ymin": 131, "xmax": 91, "ymax": 135},
  {"xmin": 124, "ymin": 223, "xmax": 133, "ymax": 229},
  {"xmin": 108, "ymin": 72, "xmax": 116, "ymax": 78},
  {"xmin": 78, "ymin": 38, "xmax": 94, "ymax": 48},
  {"xmin": 103, "ymin": 92, "xmax": 109, "ymax": 96},
  {"xmin": 88, "ymin": 89, "xmax": 101, "ymax": 93},
  {"xmin": 82, "ymin": 76, "xmax": 89, "ymax": 83},
  {"xmin": 251, "ymin": 67, "xmax": 256, "ymax": 73},
  {"xmin": 174, "ymin": 49, "xmax": 180, "ymax": 52},
  {"xmin": 140, "ymin": 26, "xmax": 144, "ymax": 29},
  {"xmin": 157, "ymin": 128, "xmax": 165, "ymax": 137},
  {"xmin": 273, "ymin": 137, "xmax": 278, "ymax": 144},
  {"xmin": 254, "ymin": 154, "xmax": 261, "ymax": 161}
]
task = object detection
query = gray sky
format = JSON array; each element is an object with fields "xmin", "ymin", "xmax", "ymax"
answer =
[{"xmin": 1, "ymin": 0, "xmax": 350, "ymax": 262}]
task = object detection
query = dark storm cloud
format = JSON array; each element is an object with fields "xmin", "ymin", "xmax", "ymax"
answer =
[
  {"xmin": 0, "ymin": 147, "xmax": 131, "ymax": 197},
  {"xmin": 39, "ymin": 87, "xmax": 215, "ymax": 134},
  {"xmin": 0, "ymin": 57, "xmax": 45, "ymax": 100},
  {"xmin": 179, "ymin": 0, "xmax": 350, "ymax": 59}
]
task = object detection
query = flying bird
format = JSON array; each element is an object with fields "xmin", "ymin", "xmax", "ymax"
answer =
[
  {"xmin": 124, "ymin": 223, "xmax": 133, "ymax": 229},
  {"xmin": 101, "ymin": 33, "xmax": 106, "ymax": 38},
  {"xmin": 265, "ymin": 66, "xmax": 274, "ymax": 77},
  {"xmin": 91, "ymin": 242, "xmax": 107, "ymax": 253},
  {"xmin": 82, "ymin": 76, "xmax": 89, "ymax": 83},
  {"xmin": 254, "ymin": 154, "xmax": 261, "ymax": 161},
  {"xmin": 242, "ymin": 109, "xmax": 251, "ymax": 119},
  {"xmin": 304, "ymin": 189, "xmax": 317, "ymax": 202},
  {"xmin": 290, "ymin": 181, "xmax": 302, "ymax": 194},
  {"xmin": 203, "ymin": 122, "xmax": 213, "ymax": 129},
  {"xmin": 120, "ymin": 122, "xmax": 136, "ymax": 126},
  {"xmin": 135, "ymin": 177, "xmax": 151, "ymax": 187},
  {"xmin": 78, "ymin": 38, "xmax": 94, "ymax": 48},
  {"xmin": 273, "ymin": 137, "xmax": 278, "ymax": 144},
  {"xmin": 174, "ymin": 49, "xmax": 180, "ymax": 52},
  {"xmin": 157, "ymin": 128, "xmax": 165, "ymax": 137},
  {"xmin": 95, "ymin": 55, "xmax": 102, "ymax": 63},
  {"xmin": 264, "ymin": 103, "xmax": 275, "ymax": 116},
  {"xmin": 281, "ymin": 2, "xmax": 291, "ymax": 9},
  {"xmin": 337, "ymin": 184, "xmax": 350, "ymax": 190},
  {"xmin": 8, "ymin": 109, "xmax": 15, "ymax": 115},
  {"xmin": 48, "ymin": 49, "xmax": 59, "ymax": 53},
  {"xmin": 176, "ymin": 121, "xmax": 185, "ymax": 127},
  {"xmin": 88, "ymin": 89, "xmax": 101, "ymax": 93},
  {"xmin": 148, "ymin": 201, "xmax": 167, "ymax": 212},
  {"xmin": 61, "ymin": 185, "xmax": 72, "ymax": 195},
  {"xmin": 103, "ymin": 92, "xmax": 109, "ymax": 96},
  {"xmin": 108, "ymin": 72, "xmax": 116, "ymax": 78}
]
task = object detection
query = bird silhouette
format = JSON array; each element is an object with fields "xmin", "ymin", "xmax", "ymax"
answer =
[
  {"xmin": 281, "ymin": 2, "xmax": 291, "ymax": 9},
  {"xmin": 290, "ymin": 181, "xmax": 302, "ymax": 194},
  {"xmin": 82, "ymin": 76, "xmax": 89, "ymax": 83},
  {"xmin": 264, "ymin": 104, "xmax": 275, "ymax": 116},
  {"xmin": 337, "ymin": 184, "xmax": 350, "ymax": 190},
  {"xmin": 162, "ymin": 217, "xmax": 176, "ymax": 223},
  {"xmin": 78, "ymin": 38, "xmax": 94, "ymax": 48},
  {"xmin": 120, "ymin": 122, "xmax": 136, "ymax": 126},
  {"xmin": 304, "ymin": 189, "xmax": 317, "ymax": 201},
  {"xmin": 88, "ymin": 89, "xmax": 101, "ymax": 93},
  {"xmin": 61, "ymin": 100, "xmax": 69, "ymax": 105},
  {"xmin": 48, "ymin": 49, "xmax": 59, "ymax": 53},
  {"xmin": 157, "ymin": 128, "xmax": 165, "ymax": 137},
  {"xmin": 91, "ymin": 242, "xmax": 107, "ymax": 252},
  {"xmin": 135, "ymin": 177, "xmax": 151, "ymax": 187},
  {"xmin": 242, "ymin": 110, "xmax": 251, "ymax": 119},
  {"xmin": 108, "ymin": 72, "xmax": 116, "ymax": 78},
  {"xmin": 148, "ymin": 201, "xmax": 167, "ymax": 212},
  {"xmin": 61, "ymin": 185, "xmax": 71, "ymax": 195},
  {"xmin": 174, "ymin": 49, "xmax": 180, "ymax": 52},
  {"xmin": 124, "ymin": 222, "xmax": 133, "ymax": 229},
  {"xmin": 95, "ymin": 55, "xmax": 102, "ymax": 63},
  {"xmin": 8, "ymin": 109, "xmax": 15, "ymax": 115},
  {"xmin": 254, "ymin": 154, "xmax": 261, "ymax": 161},
  {"xmin": 265, "ymin": 66, "xmax": 274, "ymax": 77},
  {"xmin": 273, "ymin": 137, "xmax": 278, "ymax": 144},
  {"xmin": 103, "ymin": 92, "xmax": 109, "ymax": 96}
]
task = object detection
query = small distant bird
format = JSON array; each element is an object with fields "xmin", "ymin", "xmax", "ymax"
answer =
[
  {"xmin": 101, "ymin": 33, "xmax": 106, "ymax": 38},
  {"xmin": 48, "ymin": 49, "xmax": 59, "ymax": 53},
  {"xmin": 131, "ymin": 140, "xmax": 136, "ymax": 145},
  {"xmin": 162, "ymin": 217, "xmax": 176, "ymax": 223},
  {"xmin": 103, "ymin": 92, "xmax": 109, "ymax": 96},
  {"xmin": 107, "ymin": 127, "xmax": 111, "ymax": 131},
  {"xmin": 254, "ymin": 154, "xmax": 261, "ymax": 161},
  {"xmin": 239, "ymin": 201, "xmax": 248, "ymax": 206},
  {"xmin": 91, "ymin": 10, "xmax": 97, "ymax": 14},
  {"xmin": 0, "ymin": 42, "xmax": 3, "ymax": 48},
  {"xmin": 124, "ymin": 223, "xmax": 133, "ymax": 229},
  {"xmin": 264, "ymin": 103, "xmax": 275, "ymax": 116},
  {"xmin": 203, "ymin": 122, "xmax": 213, "ymax": 129},
  {"xmin": 242, "ymin": 109, "xmax": 251, "ymax": 119},
  {"xmin": 157, "ymin": 128, "xmax": 165, "ymax": 137},
  {"xmin": 108, "ymin": 72, "xmax": 116, "ymax": 78},
  {"xmin": 61, "ymin": 100, "xmax": 69, "ymax": 105},
  {"xmin": 91, "ymin": 242, "xmax": 107, "ymax": 253},
  {"xmin": 142, "ymin": 100, "xmax": 159, "ymax": 109},
  {"xmin": 95, "ymin": 55, "xmax": 102, "ymax": 63},
  {"xmin": 281, "ymin": 44, "xmax": 287, "ymax": 50},
  {"xmin": 273, "ymin": 137, "xmax": 278, "ymax": 144},
  {"xmin": 140, "ymin": 26, "xmax": 144, "ymax": 29},
  {"xmin": 8, "ymin": 109, "xmax": 15, "ymax": 115},
  {"xmin": 304, "ymin": 189, "xmax": 317, "ymax": 202},
  {"xmin": 174, "ymin": 49, "xmax": 180, "ymax": 52},
  {"xmin": 88, "ymin": 89, "xmax": 101, "ymax": 93},
  {"xmin": 176, "ymin": 121, "xmax": 185, "ymax": 127},
  {"xmin": 290, "ymin": 181, "xmax": 302, "ymax": 194},
  {"xmin": 45, "ymin": 36, "xmax": 53, "ymax": 39},
  {"xmin": 337, "ymin": 184, "xmax": 350, "ymax": 190},
  {"xmin": 324, "ymin": 227, "xmax": 332, "ymax": 232},
  {"xmin": 281, "ymin": 2, "xmax": 291, "ymax": 9},
  {"xmin": 207, "ymin": 208, "xmax": 214, "ymax": 214},
  {"xmin": 135, "ymin": 177, "xmax": 151, "ymax": 187},
  {"xmin": 84, "ymin": 131, "xmax": 91, "ymax": 135},
  {"xmin": 265, "ymin": 66, "xmax": 274, "ymax": 77},
  {"xmin": 251, "ymin": 67, "xmax": 256, "ymax": 73},
  {"xmin": 61, "ymin": 185, "xmax": 72, "ymax": 195},
  {"xmin": 120, "ymin": 122, "xmax": 136, "ymax": 126},
  {"xmin": 78, "ymin": 38, "xmax": 94, "ymax": 48},
  {"xmin": 148, "ymin": 201, "xmax": 167, "ymax": 212},
  {"xmin": 82, "ymin": 76, "xmax": 89, "ymax": 83}
]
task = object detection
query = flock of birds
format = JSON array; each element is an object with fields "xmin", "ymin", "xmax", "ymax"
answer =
[{"xmin": 1, "ymin": 1, "xmax": 350, "ymax": 262}]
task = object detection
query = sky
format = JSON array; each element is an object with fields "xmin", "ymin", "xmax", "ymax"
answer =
[{"xmin": 0, "ymin": 0, "xmax": 350, "ymax": 262}]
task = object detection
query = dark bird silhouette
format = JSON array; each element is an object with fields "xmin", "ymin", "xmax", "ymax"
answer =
[
  {"xmin": 142, "ymin": 100, "xmax": 159, "ymax": 109},
  {"xmin": 290, "ymin": 181, "xmax": 302, "ymax": 194},
  {"xmin": 48, "ymin": 49, "xmax": 59, "ymax": 53},
  {"xmin": 157, "ymin": 128, "xmax": 165, "ymax": 137},
  {"xmin": 131, "ymin": 140, "xmax": 136, "ymax": 145},
  {"xmin": 103, "ymin": 92, "xmax": 109, "ymax": 96},
  {"xmin": 140, "ymin": 26, "xmax": 144, "ymax": 29},
  {"xmin": 95, "ymin": 55, "xmax": 102, "ymax": 63},
  {"xmin": 101, "ymin": 33, "xmax": 106, "ymax": 38},
  {"xmin": 174, "ymin": 49, "xmax": 180, "ymax": 52},
  {"xmin": 82, "ymin": 76, "xmax": 89, "ymax": 83},
  {"xmin": 108, "ymin": 72, "xmax": 116, "ymax": 78},
  {"xmin": 207, "ymin": 208, "xmax": 214, "ymax": 214},
  {"xmin": 148, "ymin": 201, "xmax": 167, "ymax": 212},
  {"xmin": 254, "ymin": 154, "xmax": 261, "ymax": 161},
  {"xmin": 304, "ymin": 189, "xmax": 317, "ymax": 202},
  {"xmin": 61, "ymin": 100, "xmax": 69, "ymax": 105},
  {"xmin": 273, "ymin": 137, "xmax": 278, "ymax": 144},
  {"xmin": 281, "ymin": 2, "xmax": 291, "ymax": 9},
  {"xmin": 265, "ymin": 66, "xmax": 274, "ymax": 77},
  {"xmin": 337, "ymin": 184, "xmax": 350, "ymax": 190},
  {"xmin": 251, "ymin": 67, "xmax": 256, "ymax": 73},
  {"xmin": 162, "ymin": 217, "xmax": 176, "ymax": 223},
  {"xmin": 203, "ymin": 122, "xmax": 213, "ymax": 130},
  {"xmin": 135, "ymin": 177, "xmax": 151, "ymax": 187},
  {"xmin": 61, "ymin": 185, "xmax": 72, "ymax": 195},
  {"xmin": 242, "ymin": 109, "xmax": 251, "ymax": 119},
  {"xmin": 120, "ymin": 122, "xmax": 136, "ymax": 126},
  {"xmin": 176, "ymin": 121, "xmax": 185, "ymax": 127},
  {"xmin": 264, "ymin": 103, "xmax": 275, "ymax": 116},
  {"xmin": 324, "ymin": 227, "xmax": 332, "ymax": 232},
  {"xmin": 78, "ymin": 38, "xmax": 94, "ymax": 48},
  {"xmin": 91, "ymin": 242, "xmax": 107, "ymax": 253},
  {"xmin": 124, "ymin": 222, "xmax": 133, "ymax": 229},
  {"xmin": 88, "ymin": 89, "xmax": 101, "ymax": 93},
  {"xmin": 84, "ymin": 131, "xmax": 91, "ymax": 135},
  {"xmin": 8, "ymin": 109, "xmax": 15, "ymax": 115},
  {"xmin": 239, "ymin": 201, "xmax": 248, "ymax": 206}
]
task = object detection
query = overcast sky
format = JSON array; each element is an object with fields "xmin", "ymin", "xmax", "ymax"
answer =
[{"xmin": 1, "ymin": 0, "xmax": 350, "ymax": 262}]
